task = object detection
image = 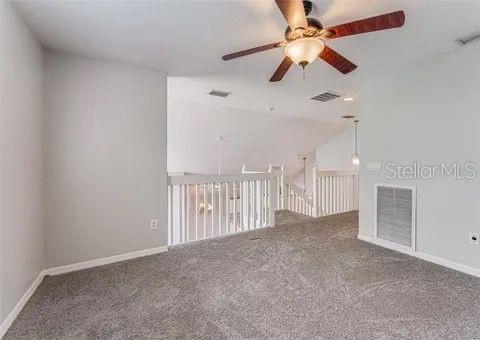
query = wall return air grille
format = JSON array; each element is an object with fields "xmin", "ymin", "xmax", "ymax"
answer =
[{"xmin": 374, "ymin": 184, "xmax": 416, "ymax": 250}]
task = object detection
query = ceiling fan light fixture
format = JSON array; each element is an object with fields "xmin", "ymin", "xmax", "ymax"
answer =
[{"xmin": 285, "ymin": 37, "xmax": 324, "ymax": 66}]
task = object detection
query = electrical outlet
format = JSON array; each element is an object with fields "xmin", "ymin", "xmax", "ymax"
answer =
[
  {"xmin": 469, "ymin": 232, "xmax": 479, "ymax": 245},
  {"xmin": 150, "ymin": 219, "xmax": 158, "ymax": 230},
  {"xmin": 367, "ymin": 162, "xmax": 382, "ymax": 171}
]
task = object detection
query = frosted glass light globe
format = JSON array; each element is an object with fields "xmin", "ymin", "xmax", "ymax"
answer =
[
  {"xmin": 352, "ymin": 153, "xmax": 360, "ymax": 166},
  {"xmin": 285, "ymin": 38, "xmax": 324, "ymax": 66}
]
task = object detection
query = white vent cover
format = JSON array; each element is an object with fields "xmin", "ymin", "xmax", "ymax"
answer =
[
  {"xmin": 208, "ymin": 89, "xmax": 231, "ymax": 97},
  {"xmin": 456, "ymin": 31, "xmax": 480, "ymax": 46},
  {"xmin": 375, "ymin": 185, "xmax": 416, "ymax": 249}
]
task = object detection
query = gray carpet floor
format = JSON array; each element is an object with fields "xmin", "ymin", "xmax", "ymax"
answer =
[{"xmin": 6, "ymin": 211, "xmax": 480, "ymax": 339}]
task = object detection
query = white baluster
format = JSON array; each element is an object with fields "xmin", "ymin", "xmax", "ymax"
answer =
[
  {"xmin": 233, "ymin": 182, "xmax": 237, "ymax": 232},
  {"xmin": 259, "ymin": 180, "xmax": 263, "ymax": 228},
  {"xmin": 344, "ymin": 176, "xmax": 348, "ymax": 212},
  {"xmin": 322, "ymin": 177, "xmax": 326, "ymax": 216},
  {"xmin": 247, "ymin": 181, "xmax": 251, "ymax": 230},
  {"xmin": 327, "ymin": 177, "xmax": 330, "ymax": 214},
  {"xmin": 168, "ymin": 185, "xmax": 172, "ymax": 245},
  {"xmin": 186, "ymin": 184, "xmax": 190, "ymax": 242},
  {"xmin": 253, "ymin": 180, "xmax": 257, "ymax": 228},
  {"xmin": 195, "ymin": 184, "xmax": 198, "ymax": 241},
  {"xmin": 312, "ymin": 166, "xmax": 317, "ymax": 217},
  {"xmin": 218, "ymin": 182, "xmax": 222, "ymax": 236},
  {"xmin": 240, "ymin": 181, "xmax": 244, "ymax": 231},
  {"xmin": 210, "ymin": 183, "xmax": 214, "ymax": 237},
  {"xmin": 264, "ymin": 180, "xmax": 268, "ymax": 226},
  {"xmin": 183, "ymin": 185, "xmax": 187, "ymax": 243},
  {"xmin": 341, "ymin": 176, "xmax": 344, "ymax": 213},
  {"xmin": 225, "ymin": 182, "xmax": 229, "ymax": 233},
  {"xmin": 203, "ymin": 184, "xmax": 207, "ymax": 239},
  {"xmin": 177, "ymin": 185, "xmax": 182, "ymax": 243}
]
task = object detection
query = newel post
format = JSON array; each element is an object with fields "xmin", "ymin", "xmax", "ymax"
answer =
[
  {"xmin": 269, "ymin": 171, "xmax": 278, "ymax": 227},
  {"xmin": 280, "ymin": 165, "xmax": 285, "ymax": 210}
]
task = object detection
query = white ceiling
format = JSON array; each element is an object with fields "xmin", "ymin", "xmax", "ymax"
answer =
[{"xmin": 13, "ymin": 0, "xmax": 480, "ymax": 121}]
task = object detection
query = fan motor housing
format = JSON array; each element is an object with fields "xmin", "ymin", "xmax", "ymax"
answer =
[{"xmin": 284, "ymin": 17, "xmax": 324, "ymax": 41}]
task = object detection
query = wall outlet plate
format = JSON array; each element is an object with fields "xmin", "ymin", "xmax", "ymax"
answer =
[
  {"xmin": 150, "ymin": 219, "xmax": 159, "ymax": 230},
  {"xmin": 367, "ymin": 162, "xmax": 382, "ymax": 171},
  {"xmin": 469, "ymin": 232, "xmax": 479, "ymax": 245}
]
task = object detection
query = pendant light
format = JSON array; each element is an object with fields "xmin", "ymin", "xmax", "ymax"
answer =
[{"xmin": 352, "ymin": 120, "xmax": 360, "ymax": 166}]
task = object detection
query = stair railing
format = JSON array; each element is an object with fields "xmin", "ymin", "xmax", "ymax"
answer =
[
  {"xmin": 168, "ymin": 172, "xmax": 278, "ymax": 246},
  {"xmin": 282, "ymin": 178, "xmax": 315, "ymax": 216},
  {"xmin": 312, "ymin": 166, "xmax": 358, "ymax": 217}
]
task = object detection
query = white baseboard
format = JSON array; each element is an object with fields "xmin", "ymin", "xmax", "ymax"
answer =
[
  {"xmin": 0, "ymin": 270, "xmax": 46, "ymax": 339},
  {"xmin": 358, "ymin": 234, "xmax": 480, "ymax": 278},
  {"xmin": 0, "ymin": 245, "xmax": 168, "ymax": 338},
  {"xmin": 45, "ymin": 245, "xmax": 168, "ymax": 276}
]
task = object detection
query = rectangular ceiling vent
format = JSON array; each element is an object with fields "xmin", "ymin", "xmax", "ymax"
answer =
[
  {"xmin": 310, "ymin": 91, "xmax": 342, "ymax": 102},
  {"xmin": 375, "ymin": 185, "xmax": 416, "ymax": 250},
  {"xmin": 208, "ymin": 89, "xmax": 231, "ymax": 98},
  {"xmin": 456, "ymin": 31, "xmax": 480, "ymax": 46}
]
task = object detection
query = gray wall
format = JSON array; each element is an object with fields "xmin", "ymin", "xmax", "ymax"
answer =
[
  {"xmin": 359, "ymin": 42, "xmax": 480, "ymax": 269},
  {"xmin": 44, "ymin": 51, "xmax": 168, "ymax": 267},
  {"xmin": 316, "ymin": 125, "xmax": 356, "ymax": 171},
  {"xmin": 0, "ymin": 0, "xmax": 44, "ymax": 323}
]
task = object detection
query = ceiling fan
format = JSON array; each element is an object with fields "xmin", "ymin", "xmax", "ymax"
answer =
[{"xmin": 222, "ymin": 0, "xmax": 405, "ymax": 82}]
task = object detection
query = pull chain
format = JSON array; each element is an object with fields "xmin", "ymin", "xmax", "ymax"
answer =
[{"xmin": 299, "ymin": 61, "xmax": 308, "ymax": 79}]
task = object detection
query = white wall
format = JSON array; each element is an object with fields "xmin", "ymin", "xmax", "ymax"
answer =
[
  {"xmin": 0, "ymin": 0, "xmax": 44, "ymax": 325},
  {"xmin": 359, "ymin": 43, "xmax": 480, "ymax": 269},
  {"xmin": 44, "ymin": 51, "xmax": 168, "ymax": 267},
  {"xmin": 315, "ymin": 124, "xmax": 356, "ymax": 171},
  {"xmin": 168, "ymin": 99, "xmax": 346, "ymax": 177},
  {"xmin": 292, "ymin": 151, "xmax": 316, "ymax": 195}
]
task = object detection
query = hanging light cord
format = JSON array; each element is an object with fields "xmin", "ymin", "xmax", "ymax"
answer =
[{"xmin": 354, "ymin": 120, "xmax": 358, "ymax": 154}]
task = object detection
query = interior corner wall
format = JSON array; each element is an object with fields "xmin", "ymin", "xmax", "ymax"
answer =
[
  {"xmin": 315, "ymin": 125, "xmax": 355, "ymax": 171},
  {"xmin": 358, "ymin": 43, "xmax": 480, "ymax": 270},
  {"xmin": 0, "ymin": 0, "xmax": 44, "ymax": 324},
  {"xmin": 43, "ymin": 51, "xmax": 168, "ymax": 267}
]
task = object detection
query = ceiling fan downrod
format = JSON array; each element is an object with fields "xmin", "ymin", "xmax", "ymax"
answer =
[{"xmin": 300, "ymin": 60, "xmax": 308, "ymax": 79}]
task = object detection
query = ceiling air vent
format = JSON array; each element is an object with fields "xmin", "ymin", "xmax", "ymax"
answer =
[
  {"xmin": 310, "ymin": 91, "xmax": 341, "ymax": 102},
  {"xmin": 342, "ymin": 115, "xmax": 355, "ymax": 119},
  {"xmin": 456, "ymin": 31, "xmax": 480, "ymax": 46},
  {"xmin": 208, "ymin": 89, "xmax": 231, "ymax": 98}
]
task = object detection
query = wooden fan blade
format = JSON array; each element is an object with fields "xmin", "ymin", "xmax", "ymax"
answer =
[
  {"xmin": 319, "ymin": 46, "xmax": 357, "ymax": 74},
  {"xmin": 325, "ymin": 10, "xmax": 405, "ymax": 39},
  {"xmin": 275, "ymin": 0, "xmax": 308, "ymax": 31},
  {"xmin": 269, "ymin": 56, "xmax": 293, "ymax": 82},
  {"xmin": 222, "ymin": 41, "xmax": 285, "ymax": 61}
]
